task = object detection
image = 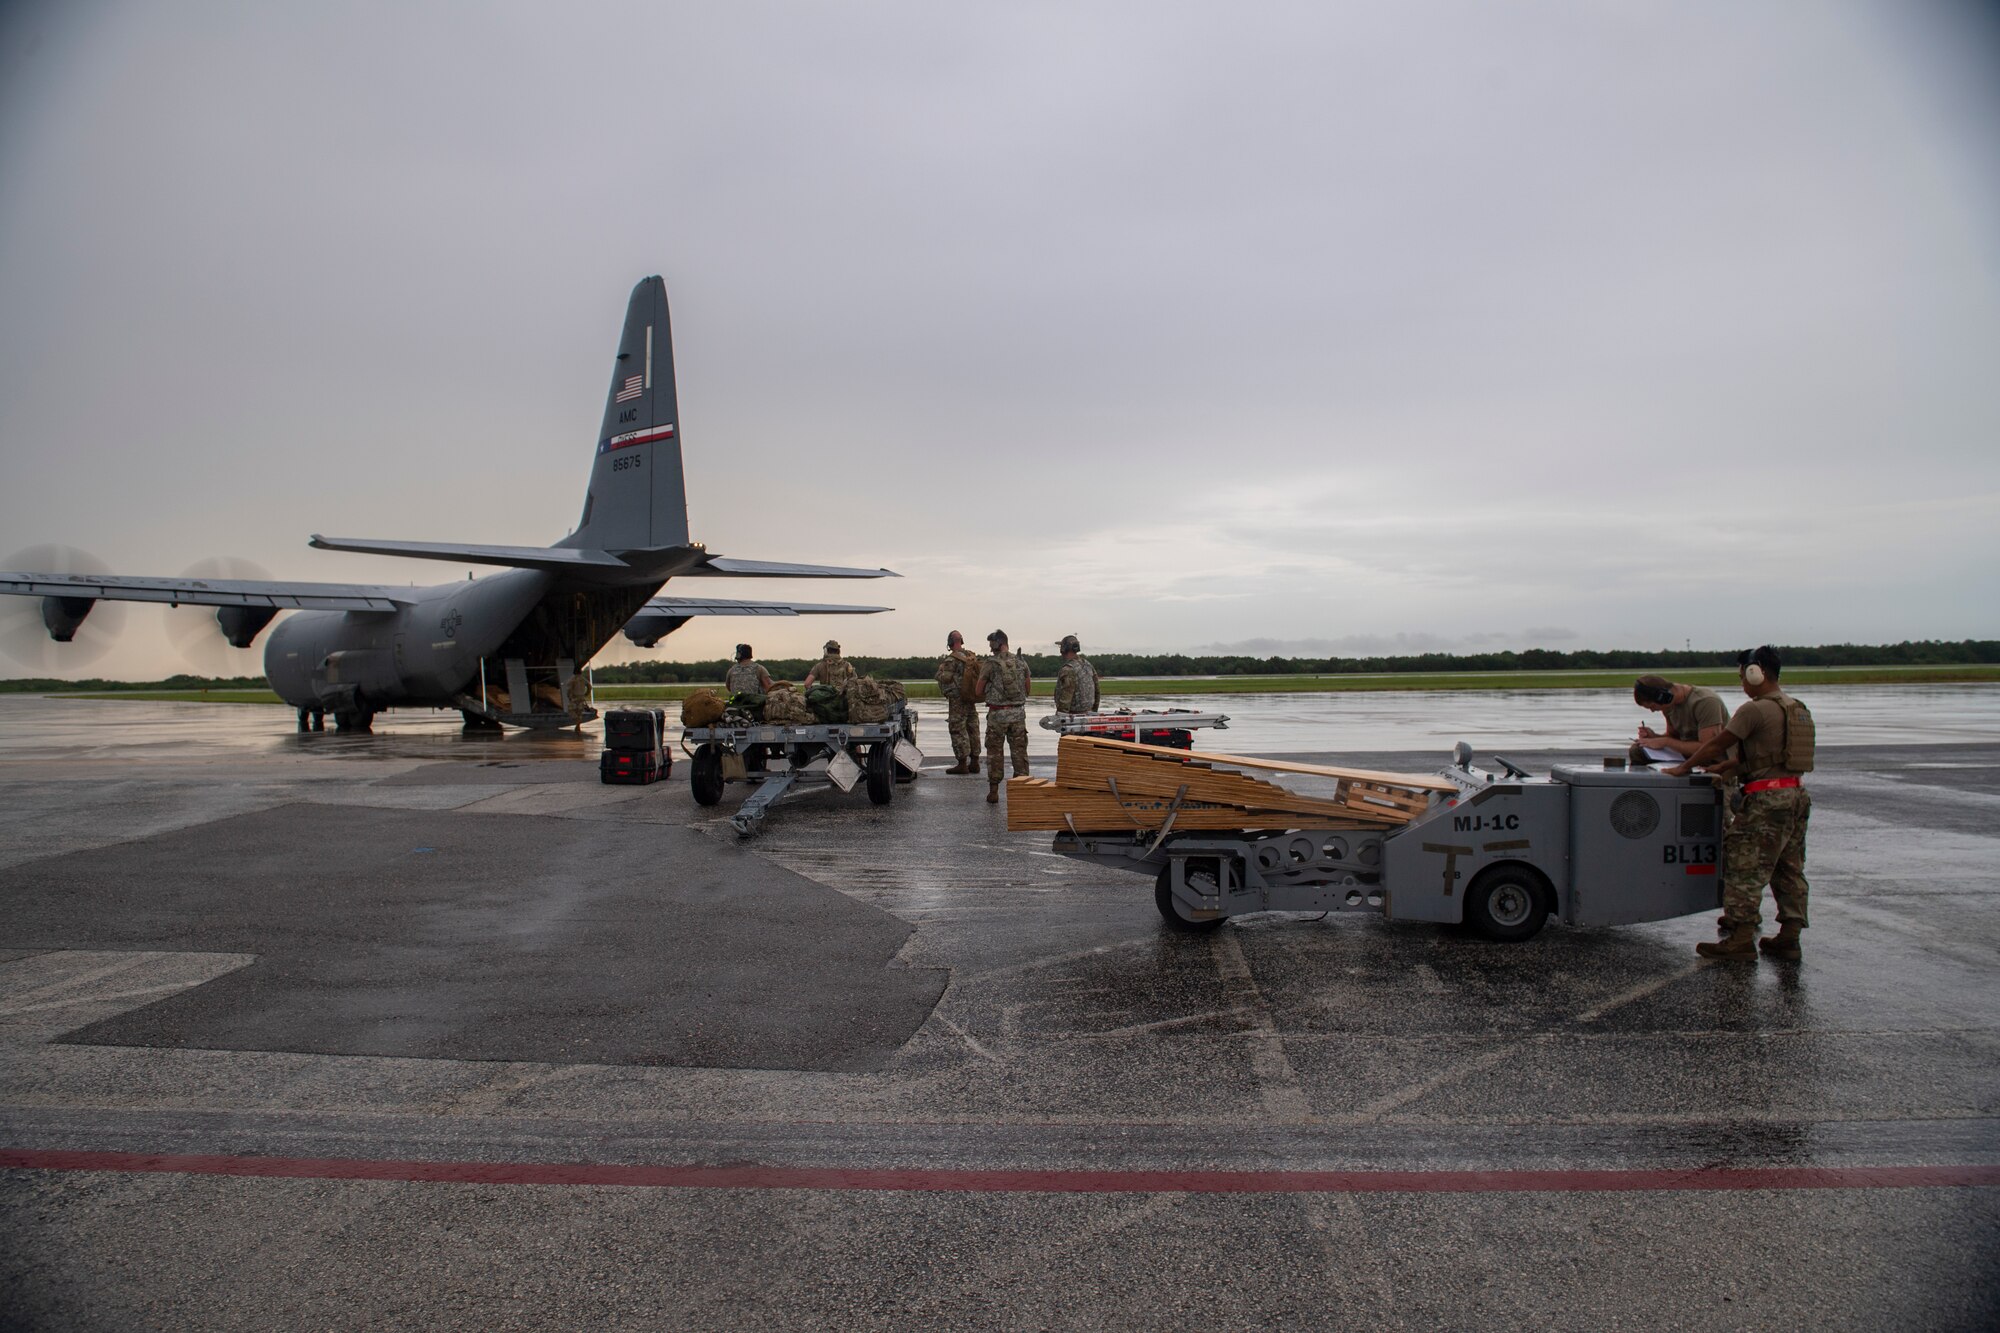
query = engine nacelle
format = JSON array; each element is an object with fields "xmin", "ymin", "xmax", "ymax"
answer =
[
  {"xmin": 41, "ymin": 596, "xmax": 96, "ymax": 642},
  {"xmin": 215, "ymin": 606, "xmax": 280, "ymax": 649},
  {"xmin": 622, "ymin": 613, "xmax": 691, "ymax": 649}
]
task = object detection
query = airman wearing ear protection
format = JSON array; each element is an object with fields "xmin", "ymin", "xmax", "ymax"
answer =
[
  {"xmin": 1629, "ymin": 675, "xmax": 1731, "ymax": 766},
  {"xmin": 1666, "ymin": 647, "xmax": 1816, "ymax": 961}
]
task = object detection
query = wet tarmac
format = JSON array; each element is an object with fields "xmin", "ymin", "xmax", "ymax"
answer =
[{"xmin": 0, "ymin": 694, "xmax": 1996, "ymax": 1330}]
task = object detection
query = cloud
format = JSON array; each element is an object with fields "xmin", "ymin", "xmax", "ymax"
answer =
[{"xmin": 1, "ymin": 2, "xmax": 1997, "ymax": 679}]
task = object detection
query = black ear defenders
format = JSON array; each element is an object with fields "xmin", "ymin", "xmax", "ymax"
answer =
[{"xmin": 1636, "ymin": 682, "xmax": 1675, "ymax": 706}]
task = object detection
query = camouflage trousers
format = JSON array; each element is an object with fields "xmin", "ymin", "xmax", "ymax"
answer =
[
  {"xmin": 947, "ymin": 699, "xmax": 980, "ymax": 764},
  {"xmin": 985, "ymin": 707, "xmax": 1030, "ymax": 781},
  {"xmin": 1722, "ymin": 787, "xmax": 1811, "ymax": 929}
]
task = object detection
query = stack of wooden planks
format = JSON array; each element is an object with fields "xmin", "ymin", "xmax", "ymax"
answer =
[{"xmin": 1006, "ymin": 735, "xmax": 1457, "ymax": 833}]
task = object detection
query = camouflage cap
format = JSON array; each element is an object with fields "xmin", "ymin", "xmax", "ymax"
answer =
[
  {"xmin": 987, "ymin": 630, "xmax": 1007, "ymax": 645},
  {"xmin": 1057, "ymin": 634, "xmax": 1081, "ymax": 652}
]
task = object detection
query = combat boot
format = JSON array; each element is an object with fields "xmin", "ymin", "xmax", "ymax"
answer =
[
  {"xmin": 968, "ymin": 757, "xmax": 981, "ymax": 774},
  {"xmin": 944, "ymin": 762, "xmax": 968, "ymax": 775},
  {"xmin": 986, "ymin": 784, "xmax": 999, "ymax": 805},
  {"xmin": 1697, "ymin": 923, "xmax": 1758, "ymax": 960},
  {"xmin": 1758, "ymin": 921, "xmax": 1803, "ymax": 961}
]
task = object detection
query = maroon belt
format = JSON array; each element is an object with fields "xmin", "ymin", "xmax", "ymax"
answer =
[{"xmin": 1744, "ymin": 776, "xmax": 1801, "ymax": 793}]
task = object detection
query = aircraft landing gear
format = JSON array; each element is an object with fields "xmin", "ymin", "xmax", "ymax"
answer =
[
  {"xmin": 333, "ymin": 707, "xmax": 374, "ymax": 733},
  {"xmin": 312, "ymin": 711, "xmax": 325, "ymax": 731},
  {"xmin": 297, "ymin": 708, "xmax": 311, "ymax": 733}
]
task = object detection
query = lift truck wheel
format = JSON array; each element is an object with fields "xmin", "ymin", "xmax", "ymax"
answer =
[
  {"xmin": 1463, "ymin": 864, "xmax": 1553, "ymax": 943},
  {"xmin": 690, "ymin": 743, "xmax": 726, "ymax": 806},
  {"xmin": 1154, "ymin": 859, "xmax": 1227, "ymax": 933},
  {"xmin": 865, "ymin": 742, "xmax": 896, "ymax": 805}
]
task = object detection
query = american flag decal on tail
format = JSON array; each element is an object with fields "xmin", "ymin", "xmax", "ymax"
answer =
[{"xmin": 614, "ymin": 374, "xmax": 644, "ymax": 403}]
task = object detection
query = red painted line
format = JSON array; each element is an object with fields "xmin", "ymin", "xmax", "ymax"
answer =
[
  {"xmin": 4, "ymin": 1150, "xmax": 1996, "ymax": 1195},
  {"xmin": 1685, "ymin": 865, "xmax": 1717, "ymax": 876}
]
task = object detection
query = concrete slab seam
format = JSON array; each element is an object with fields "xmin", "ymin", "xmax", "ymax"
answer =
[{"xmin": 5, "ymin": 1149, "xmax": 1998, "ymax": 1195}]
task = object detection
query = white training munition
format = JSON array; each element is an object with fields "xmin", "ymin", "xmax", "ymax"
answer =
[
  {"xmin": 1038, "ymin": 707, "xmax": 1231, "ymax": 749},
  {"xmin": 1042, "ymin": 740, "xmax": 1725, "ymax": 942},
  {"xmin": 683, "ymin": 704, "xmax": 922, "ymax": 837}
]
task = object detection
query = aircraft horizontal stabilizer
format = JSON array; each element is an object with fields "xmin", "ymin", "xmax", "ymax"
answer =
[
  {"xmin": 0, "ymin": 571, "xmax": 412, "ymax": 612},
  {"xmin": 641, "ymin": 595, "xmax": 892, "ymax": 616},
  {"xmin": 695, "ymin": 556, "xmax": 899, "ymax": 579},
  {"xmin": 310, "ymin": 536, "xmax": 630, "ymax": 571}
]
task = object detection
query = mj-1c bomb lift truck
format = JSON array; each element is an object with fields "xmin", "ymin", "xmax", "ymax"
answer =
[{"xmin": 1051, "ymin": 745, "xmax": 1726, "ymax": 940}]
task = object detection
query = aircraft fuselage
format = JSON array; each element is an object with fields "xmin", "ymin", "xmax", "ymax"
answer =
[{"xmin": 263, "ymin": 569, "xmax": 663, "ymax": 724}]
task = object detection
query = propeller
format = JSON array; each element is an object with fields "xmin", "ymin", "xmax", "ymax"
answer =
[
  {"xmin": 165, "ymin": 557, "xmax": 275, "ymax": 677},
  {"xmin": 0, "ymin": 545, "xmax": 130, "ymax": 672}
]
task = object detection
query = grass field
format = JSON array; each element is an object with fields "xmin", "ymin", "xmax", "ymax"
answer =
[
  {"xmin": 591, "ymin": 664, "xmax": 2000, "ymax": 702},
  {"xmin": 54, "ymin": 665, "xmax": 1994, "ymax": 707}
]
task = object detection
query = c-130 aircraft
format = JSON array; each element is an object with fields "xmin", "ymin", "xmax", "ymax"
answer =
[{"xmin": 0, "ymin": 276, "xmax": 895, "ymax": 731}]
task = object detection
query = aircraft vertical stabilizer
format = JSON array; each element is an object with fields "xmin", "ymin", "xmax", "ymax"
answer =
[{"xmin": 561, "ymin": 276, "xmax": 691, "ymax": 552}]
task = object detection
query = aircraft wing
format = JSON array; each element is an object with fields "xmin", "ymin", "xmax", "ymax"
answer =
[
  {"xmin": 639, "ymin": 595, "xmax": 892, "ymax": 617},
  {"xmin": 0, "ymin": 571, "xmax": 415, "ymax": 612},
  {"xmin": 310, "ymin": 536, "xmax": 628, "ymax": 570},
  {"xmin": 695, "ymin": 557, "xmax": 899, "ymax": 579}
]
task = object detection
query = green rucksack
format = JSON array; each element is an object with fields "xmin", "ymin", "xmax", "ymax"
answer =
[
  {"xmin": 728, "ymin": 691, "xmax": 767, "ymax": 720},
  {"xmin": 805, "ymin": 683, "xmax": 848, "ymax": 724}
]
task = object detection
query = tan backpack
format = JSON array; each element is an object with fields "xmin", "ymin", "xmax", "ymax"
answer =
[
  {"xmin": 1770, "ymin": 692, "xmax": 1816, "ymax": 773},
  {"xmin": 762, "ymin": 684, "xmax": 812, "ymax": 725},
  {"xmin": 680, "ymin": 689, "xmax": 727, "ymax": 728},
  {"xmin": 846, "ymin": 677, "xmax": 891, "ymax": 724},
  {"xmin": 959, "ymin": 659, "xmax": 983, "ymax": 703}
]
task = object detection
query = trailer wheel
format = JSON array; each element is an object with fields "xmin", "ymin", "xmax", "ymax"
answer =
[
  {"xmin": 690, "ymin": 744, "xmax": 726, "ymax": 806},
  {"xmin": 1464, "ymin": 864, "xmax": 1552, "ymax": 943},
  {"xmin": 865, "ymin": 742, "xmax": 895, "ymax": 805},
  {"xmin": 1154, "ymin": 859, "xmax": 1227, "ymax": 933}
]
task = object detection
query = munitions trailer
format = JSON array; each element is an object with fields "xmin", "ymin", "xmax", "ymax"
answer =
[
  {"xmin": 1051, "ymin": 748, "xmax": 1725, "ymax": 941},
  {"xmin": 683, "ymin": 704, "xmax": 923, "ymax": 837}
]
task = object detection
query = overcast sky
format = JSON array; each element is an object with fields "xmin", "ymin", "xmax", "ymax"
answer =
[{"xmin": 2, "ymin": 0, "xmax": 1996, "ymax": 678}]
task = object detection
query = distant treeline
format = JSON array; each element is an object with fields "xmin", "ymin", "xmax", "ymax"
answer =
[
  {"xmin": 0, "ymin": 674, "xmax": 268, "ymax": 693},
  {"xmin": 588, "ymin": 638, "xmax": 2000, "ymax": 685},
  {"xmin": 5, "ymin": 640, "xmax": 1994, "ymax": 691}
]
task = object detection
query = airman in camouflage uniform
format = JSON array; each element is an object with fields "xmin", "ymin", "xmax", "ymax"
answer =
[
  {"xmin": 1629, "ymin": 675, "xmax": 1731, "ymax": 768},
  {"xmin": 725, "ymin": 644, "xmax": 773, "ymax": 696},
  {"xmin": 1053, "ymin": 634, "xmax": 1100, "ymax": 715},
  {"xmin": 1667, "ymin": 646, "xmax": 1812, "ymax": 961},
  {"xmin": 804, "ymin": 640, "xmax": 856, "ymax": 692},
  {"xmin": 975, "ymin": 629, "xmax": 1031, "ymax": 803},
  {"xmin": 935, "ymin": 630, "xmax": 981, "ymax": 774}
]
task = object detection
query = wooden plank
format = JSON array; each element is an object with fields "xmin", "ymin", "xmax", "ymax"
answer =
[
  {"xmin": 1051, "ymin": 737, "xmax": 1358, "ymax": 817},
  {"xmin": 1051, "ymin": 736, "xmax": 1438, "ymax": 825},
  {"xmin": 1003, "ymin": 778, "xmax": 1388, "ymax": 833},
  {"xmin": 1063, "ymin": 735, "xmax": 1457, "ymax": 792}
]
